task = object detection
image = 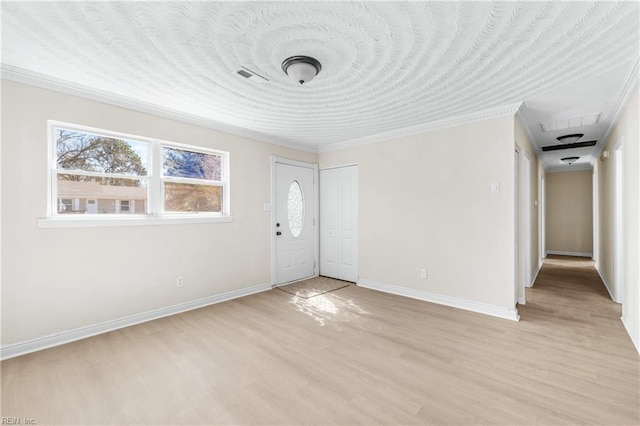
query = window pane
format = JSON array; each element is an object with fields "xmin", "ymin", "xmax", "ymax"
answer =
[
  {"xmin": 164, "ymin": 183, "xmax": 222, "ymax": 213},
  {"xmin": 163, "ymin": 147, "xmax": 221, "ymax": 181},
  {"xmin": 57, "ymin": 174, "xmax": 148, "ymax": 214},
  {"xmin": 287, "ymin": 181, "xmax": 304, "ymax": 237},
  {"xmin": 56, "ymin": 129, "xmax": 148, "ymax": 176}
]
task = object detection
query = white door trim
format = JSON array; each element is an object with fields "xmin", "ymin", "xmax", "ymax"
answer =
[
  {"xmin": 613, "ymin": 139, "xmax": 624, "ymax": 304},
  {"xmin": 514, "ymin": 148, "xmax": 520, "ymax": 306},
  {"xmin": 592, "ymin": 166, "xmax": 599, "ymax": 268},
  {"xmin": 270, "ymin": 156, "xmax": 319, "ymax": 286},
  {"xmin": 523, "ymin": 151, "xmax": 531, "ymax": 291}
]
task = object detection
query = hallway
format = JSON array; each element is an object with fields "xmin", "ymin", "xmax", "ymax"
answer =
[{"xmin": 517, "ymin": 255, "xmax": 639, "ymax": 422}]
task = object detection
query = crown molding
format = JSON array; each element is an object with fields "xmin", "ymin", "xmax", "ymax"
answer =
[
  {"xmin": 3, "ymin": 64, "xmax": 526, "ymax": 155},
  {"xmin": 318, "ymin": 102, "xmax": 523, "ymax": 153},
  {"xmin": 515, "ymin": 103, "xmax": 559, "ymax": 173},
  {"xmin": 515, "ymin": 104, "xmax": 545, "ymax": 157},
  {"xmin": 596, "ymin": 55, "xmax": 639, "ymax": 159},
  {"xmin": 0, "ymin": 64, "xmax": 317, "ymax": 153}
]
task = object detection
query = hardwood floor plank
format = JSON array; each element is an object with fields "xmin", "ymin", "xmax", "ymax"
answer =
[{"xmin": 2, "ymin": 255, "xmax": 638, "ymax": 424}]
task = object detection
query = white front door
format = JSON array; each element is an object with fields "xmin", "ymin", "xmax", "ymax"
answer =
[
  {"xmin": 275, "ymin": 162, "xmax": 315, "ymax": 284},
  {"xmin": 86, "ymin": 199, "xmax": 98, "ymax": 214},
  {"xmin": 320, "ymin": 166, "xmax": 358, "ymax": 282}
]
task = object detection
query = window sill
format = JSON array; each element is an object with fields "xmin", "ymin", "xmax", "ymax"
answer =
[{"xmin": 37, "ymin": 215, "xmax": 234, "ymax": 228}]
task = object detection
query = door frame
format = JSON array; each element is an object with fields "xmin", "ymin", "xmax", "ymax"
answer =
[
  {"xmin": 592, "ymin": 165, "xmax": 599, "ymax": 268},
  {"xmin": 514, "ymin": 148, "xmax": 520, "ymax": 306},
  {"xmin": 270, "ymin": 156, "xmax": 319, "ymax": 286},
  {"xmin": 613, "ymin": 139, "xmax": 624, "ymax": 303},
  {"xmin": 523, "ymin": 151, "xmax": 532, "ymax": 291},
  {"xmin": 540, "ymin": 175, "xmax": 546, "ymax": 260}
]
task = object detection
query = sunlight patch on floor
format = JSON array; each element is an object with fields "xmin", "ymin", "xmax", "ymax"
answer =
[{"xmin": 289, "ymin": 292, "xmax": 370, "ymax": 326}]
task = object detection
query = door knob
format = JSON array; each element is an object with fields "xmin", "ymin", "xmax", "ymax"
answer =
[
  {"xmin": 276, "ymin": 223, "xmax": 280, "ymax": 227},
  {"xmin": 276, "ymin": 231, "xmax": 282, "ymax": 236}
]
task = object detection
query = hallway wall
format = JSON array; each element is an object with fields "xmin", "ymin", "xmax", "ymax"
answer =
[
  {"xmin": 597, "ymin": 83, "xmax": 639, "ymax": 353},
  {"xmin": 546, "ymin": 170, "xmax": 593, "ymax": 256}
]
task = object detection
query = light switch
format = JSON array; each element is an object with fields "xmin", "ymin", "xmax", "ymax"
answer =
[{"xmin": 491, "ymin": 183, "xmax": 500, "ymax": 194}]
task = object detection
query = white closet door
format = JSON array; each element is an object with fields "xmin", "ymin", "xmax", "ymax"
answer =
[{"xmin": 320, "ymin": 166, "xmax": 358, "ymax": 282}]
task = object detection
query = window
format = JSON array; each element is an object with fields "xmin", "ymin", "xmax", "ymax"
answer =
[
  {"xmin": 120, "ymin": 200, "xmax": 130, "ymax": 213},
  {"xmin": 58, "ymin": 198, "xmax": 73, "ymax": 213},
  {"xmin": 47, "ymin": 122, "xmax": 230, "ymax": 225},
  {"xmin": 163, "ymin": 147, "xmax": 223, "ymax": 213}
]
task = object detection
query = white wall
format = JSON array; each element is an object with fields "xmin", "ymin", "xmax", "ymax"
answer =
[
  {"xmin": 545, "ymin": 170, "xmax": 594, "ymax": 256},
  {"xmin": 319, "ymin": 116, "xmax": 517, "ymax": 318},
  {"xmin": 597, "ymin": 84, "xmax": 639, "ymax": 353},
  {"xmin": 1, "ymin": 80, "xmax": 316, "ymax": 346}
]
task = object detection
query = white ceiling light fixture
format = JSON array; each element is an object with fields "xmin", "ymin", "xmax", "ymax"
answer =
[
  {"xmin": 561, "ymin": 156, "xmax": 580, "ymax": 165},
  {"xmin": 556, "ymin": 133, "xmax": 583, "ymax": 144},
  {"xmin": 281, "ymin": 56, "xmax": 322, "ymax": 85}
]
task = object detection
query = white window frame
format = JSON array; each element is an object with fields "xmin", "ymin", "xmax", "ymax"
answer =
[
  {"xmin": 159, "ymin": 144, "xmax": 227, "ymax": 215},
  {"xmin": 39, "ymin": 121, "xmax": 232, "ymax": 228}
]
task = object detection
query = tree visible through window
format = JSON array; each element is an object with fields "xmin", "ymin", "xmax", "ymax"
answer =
[{"xmin": 57, "ymin": 129, "xmax": 148, "ymax": 180}]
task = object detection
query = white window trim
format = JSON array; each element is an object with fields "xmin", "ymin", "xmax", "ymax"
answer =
[{"xmin": 39, "ymin": 121, "xmax": 232, "ymax": 228}]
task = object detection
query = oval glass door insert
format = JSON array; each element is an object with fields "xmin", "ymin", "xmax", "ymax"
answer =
[{"xmin": 287, "ymin": 180, "xmax": 304, "ymax": 237}]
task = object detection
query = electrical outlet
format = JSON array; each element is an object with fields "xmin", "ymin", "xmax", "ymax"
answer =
[
  {"xmin": 176, "ymin": 276, "xmax": 184, "ymax": 288},
  {"xmin": 421, "ymin": 269, "xmax": 428, "ymax": 279}
]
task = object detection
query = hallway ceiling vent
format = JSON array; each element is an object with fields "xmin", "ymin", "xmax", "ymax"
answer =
[
  {"xmin": 539, "ymin": 113, "xmax": 600, "ymax": 132},
  {"xmin": 541, "ymin": 140, "xmax": 597, "ymax": 152}
]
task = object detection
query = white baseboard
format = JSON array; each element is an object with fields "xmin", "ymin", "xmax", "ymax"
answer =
[
  {"xmin": 546, "ymin": 250, "xmax": 593, "ymax": 258},
  {"xmin": 596, "ymin": 267, "xmax": 619, "ymax": 303},
  {"xmin": 621, "ymin": 316, "xmax": 640, "ymax": 355},
  {"xmin": 358, "ymin": 279, "xmax": 519, "ymax": 322},
  {"xmin": 1, "ymin": 282, "xmax": 272, "ymax": 360},
  {"xmin": 518, "ymin": 296, "xmax": 526, "ymax": 305}
]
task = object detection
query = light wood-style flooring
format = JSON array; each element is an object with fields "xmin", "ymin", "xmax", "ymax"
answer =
[{"xmin": 2, "ymin": 255, "xmax": 639, "ymax": 424}]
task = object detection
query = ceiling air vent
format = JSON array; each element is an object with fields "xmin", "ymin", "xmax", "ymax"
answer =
[
  {"xmin": 234, "ymin": 66, "xmax": 268, "ymax": 84},
  {"xmin": 541, "ymin": 140, "xmax": 597, "ymax": 152}
]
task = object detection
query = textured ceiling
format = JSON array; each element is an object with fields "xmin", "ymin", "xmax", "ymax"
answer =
[{"xmin": 1, "ymin": 1, "xmax": 639, "ymax": 169}]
